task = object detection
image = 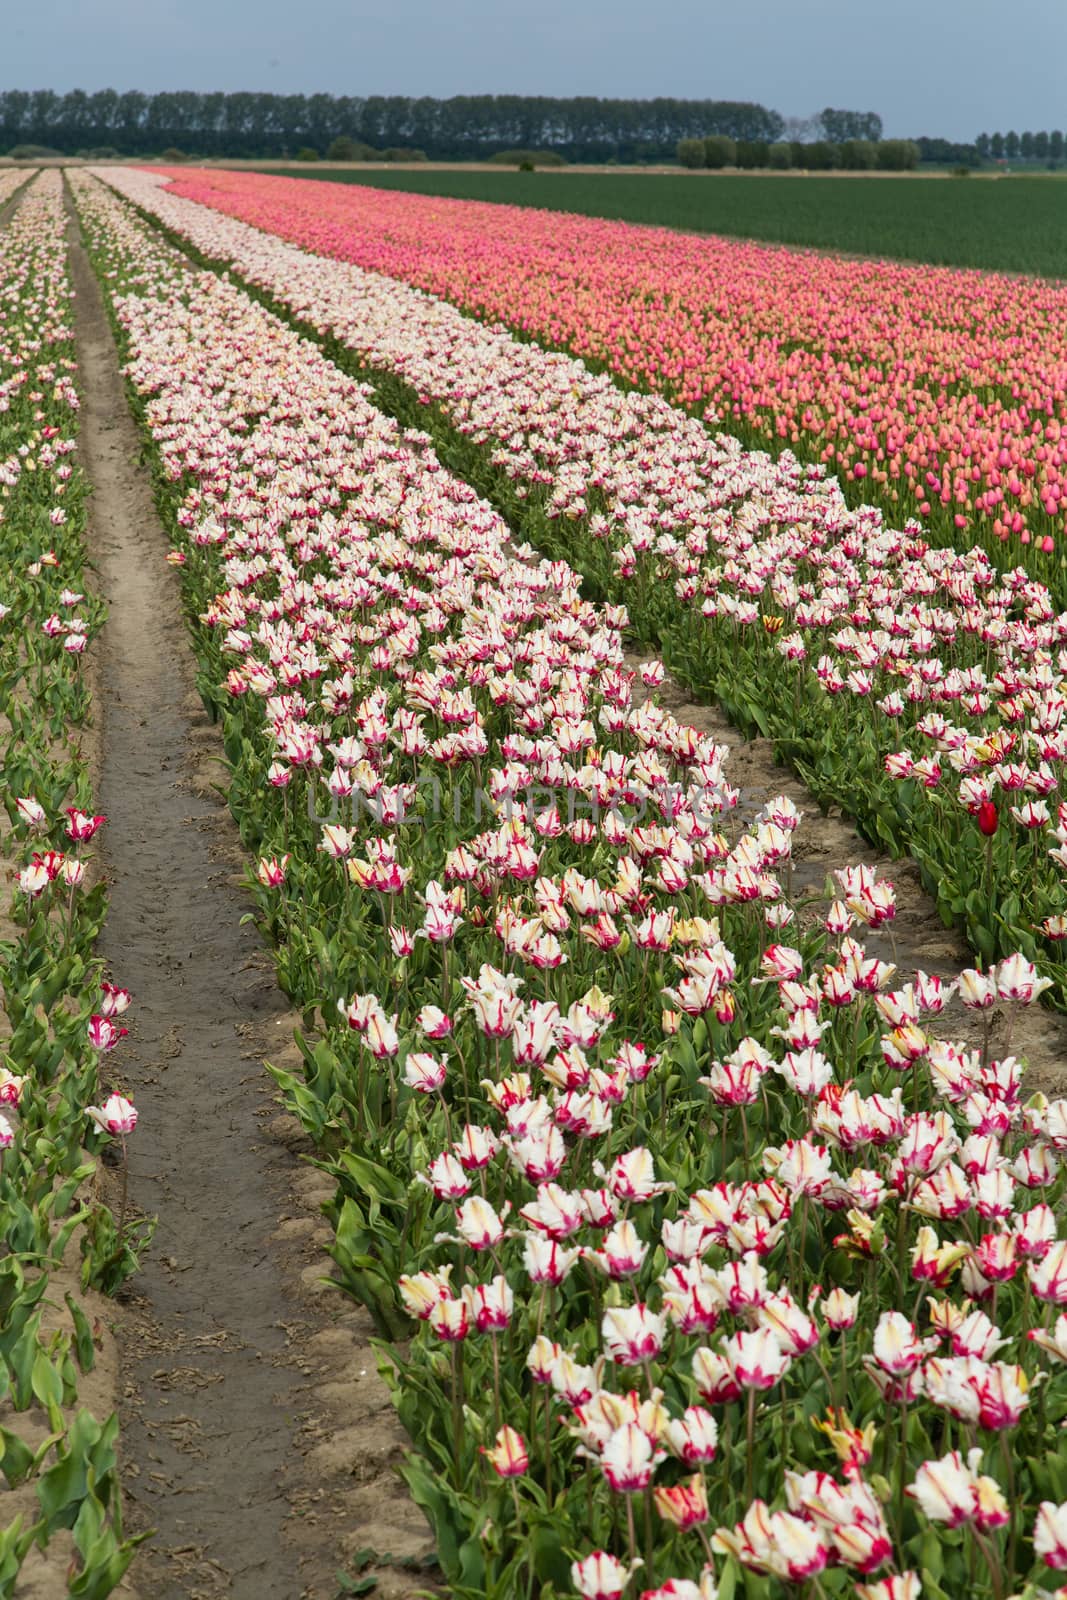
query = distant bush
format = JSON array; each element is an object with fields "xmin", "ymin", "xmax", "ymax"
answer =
[
  {"xmin": 489, "ymin": 148, "xmax": 567, "ymax": 167},
  {"xmin": 703, "ymin": 135, "xmax": 737, "ymax": 168},
  {"xmin": 160, "ymin": 146, "xmax": 189, "ymax": 163},
  {"xmin": 327, "ymin": 136, "xmax": 370, "ymax": 161},
  {"xmin": 951, "ymin": 164, "xmax": 972, "ymax": 178},
  {"xmin": 838, "ymin": 138, "xmax": 877, "ymax": 170},
  {"xmin": 768, "ymin": 141, "xmax": 792, "ymax": 169},
  {"xmin": 84, "ymin": 146, "xmax": 120, "ymax": 161},
  {"xmin": 736, "ymin": 140, "xmax": 770, "ymax": 169},
  {"xmin": 6, "ymin": 143, "xmax": 63, "ymax": 160},
  {"xmin": 796, "ymin": 140, "xmax": 838, "ymax": 169},
  {"xmin": 380, "ymin": 146, "xmax": 428, "ymax": 163},
  {"xmin": 676, "ymin": 138, "xmax": 705, "ymax": 169},
  {"xmin": 294, "ymin": 146, "xmax": 320, "ymax": 162},
  {"xmin": 876, "ymin": 139, "xmax": 921, "ymax": 171}
]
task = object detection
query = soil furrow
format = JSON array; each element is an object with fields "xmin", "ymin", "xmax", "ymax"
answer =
[{"xmin": 65, "ymin": 193, "xmax": 430, "ymax": 1600}]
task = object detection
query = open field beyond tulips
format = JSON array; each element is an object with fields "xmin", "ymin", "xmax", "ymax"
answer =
[
  {"xmin": 8, "ymin": 158, "xmax": 1067, "ymax": 1600},
  {"xmin": 246, "ymin": 167, "xmax": 1067, "ymax": 279}
]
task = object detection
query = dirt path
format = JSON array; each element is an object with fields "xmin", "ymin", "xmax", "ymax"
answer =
[{"xmin": 66, "ymin": 198, "xmax": 431, "ymax": 1600}]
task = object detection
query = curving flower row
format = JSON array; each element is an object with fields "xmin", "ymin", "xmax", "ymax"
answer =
[
  {"xmin": 71, "ymin": 167, "xmax": 1067, "ymax": 1600},
  {"xmin": 0, "ymin": 168, "xmax": 34, "ymax": 210},
  {"xmin": 92, "ymin": 168, "xmax": 1067, "ymax": 1002},
  {"xmin": 150, "ymin": 165, "xmax": 1067, "ymax": 575},
  {"xmin": 0, "ymin": 171, "xmax": 142, "ymax": 1592}
]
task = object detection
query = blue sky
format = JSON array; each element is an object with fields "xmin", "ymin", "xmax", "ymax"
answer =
[{"xmin": 4, "ymin": 0, "xmax": 1062, "ymax": 142}]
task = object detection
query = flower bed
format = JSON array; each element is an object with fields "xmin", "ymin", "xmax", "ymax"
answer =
[
  {"xmin": 92, "ymin": 169, "xmax": 1067, "ymax": 1004},
  {"xmin": 69, "ymin": 168, "xmax": 1067, "ymax": 1600},
  {"xmin": 152, "ymin": 165, "xmax": 1067, "ymax": 578},
  {"xmin": 0, "ymin": 170, "xmax": 34, "ymax": 210}
]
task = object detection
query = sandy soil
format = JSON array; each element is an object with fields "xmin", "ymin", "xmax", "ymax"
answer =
[{"xmin": 66, "ymin": 194, "xmax": 431, "ymax": 1598}]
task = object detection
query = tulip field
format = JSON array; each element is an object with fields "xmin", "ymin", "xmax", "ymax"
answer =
[
  {"xmin": 94, "ymin": 167, "xmax": 1067, "ymax": 1000},
  {"xmin": 9, "ymin": 157, "xmax": 1067, "ymax": 1599},
  {"xmin": 149, "ymin": 167, "xmax": 1067, "ymax": 579}
]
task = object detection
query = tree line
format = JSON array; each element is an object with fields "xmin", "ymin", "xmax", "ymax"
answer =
[
  {"xmin": 677, "ymin": 134, "xmax": 919, "ymax": 172},
  {"xmin": 976, "ymin": 130, "xmax": 1065, "ymax": 161},
  {"xmin": 0, "ymin": 89, "xmax": 790, "ymax": 161}
]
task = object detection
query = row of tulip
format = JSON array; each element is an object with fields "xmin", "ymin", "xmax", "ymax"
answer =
[
  {"xmin": 94, "ymin": 168, "xmax": 1067, "ymax": 1006},
  {"xmin": 0, "ymin": 172, "xmax": 144, "ymax": 1594},
  {"xmin": 72, "ymin": 166, "xmax": 1067, "ymax": 1600},
  {"xmin": 151, "ymin": 166, "xmax": 1067, "ymax": 582},
  {"xmin": 0, "ymin": 170, "xmax": 33, "ymax": 211}
]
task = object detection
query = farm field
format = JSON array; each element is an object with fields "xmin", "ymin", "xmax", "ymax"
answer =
[
  {"xmin": 8, "ymin": 154, "xmax": 1067, "ymax": 1599},
  {"xmin": 158, "ymin": 168, "xmax": 1067, "ymax": 582},
  {"xmin": 102, "ymin": 165, "xmax": 1067, "ymax": 1001},
  {"xmin": 43, "ymin": 159, "xmax": 1067, "ymax": 1599},
  {"xmin": 248, "ymin": 166, "xmax": 1067, "ymax": 277}
]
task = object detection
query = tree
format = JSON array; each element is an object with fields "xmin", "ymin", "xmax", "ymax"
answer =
[
  {"xmin": 703, "ymin": 135, "xmax": 736, "ymax": 168},
  {"xmin": 676, "ymin": 138, "xmax": 705, "ymax": 168},
  {"xmin": 803, "ymin": 141, "xmax": 836, "ymax": 170},
  {"xmin": 1020, "ymin": 130, "xmax": 1034, "ymax": 158},
  {"xmin": 0, "ymin": 89, "xmax": 800, "ymax": 161},
  {"xmin": 735, "ymin": 139, "xmax": 769, "ymax": 168},
  {"xmin": 767, "ymin": 141, "xmax": 792, "ymax": 169},
  {"xmin": 820, "ymin": 107, "xmax": 884, "ymax": 143},
  {"xmin": 327, "ymin": 136, "xmax": 362, "ymax": 160},
  {"xmin": 838, "ymin": 138, "xmax": 876, "ymax": 170},
  {"xmin": 783, "ymin": 114, "xmax": 820, "ymax": 144},
  {"xmin": 975, "ymin": 132, "xmax": 991, "ymax": 158},
  {"xmin": 1034, "ymin": 129, "xmax": 1050, "ymax": 159},
  {"xmin": 876, "ymin": 139, "xmax": 920, "ymax": 170},
  {"xmin": 1051, "ymin": 130, "xmax": 1065, "ymax": 161},
  {"xmin": 990, "ymin": 131, "xmax": 1005, "ymax": 159},
  {"xmin": 85, "ymin": 88, "xmax": 119, "ymax": 145},
  {"xmin": 916, "ymin": 136, "xmax": 980, "ymax": 166},
  {"xmin": 1005, "ymin": 130, "xmax": 1020, "ymax": 158}
]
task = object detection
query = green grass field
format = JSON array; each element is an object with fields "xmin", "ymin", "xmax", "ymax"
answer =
[{"xmin": 245, "ymin": 167, "xmax": 1067, "ymax": 277}]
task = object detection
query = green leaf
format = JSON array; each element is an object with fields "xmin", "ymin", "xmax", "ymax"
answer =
[
  {"xmin": 65, "ymin": 1293, "xmax": 97, "ymax": 1375},
  {"xmin": 0, "ymin": 1426, "xmax": 36, "ymax": 1489}
]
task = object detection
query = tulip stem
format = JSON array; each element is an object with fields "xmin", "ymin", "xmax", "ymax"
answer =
[
  {"xmin": 625, "ymin": 1494, "xmax": 638, "ymax": 1571},
  {"xmin": 895, "ymin": 1398, "xmax": 909, "ymax": 1549},
  {"xmin": 643, "ymin": 1482, "xmax": 654, "ymax": 1578},
  {"xmin": 745, "ymin": 1386, "xmax": 756, "ymax": 1505},
  {"xmin": 510, "ymin": 1482, "xmax": 533, "ymax": 1600},
  {"xmin": 972, "ymin": 1527, "xmax": 1004, "ymax": 1600},
  {"xmin": 544, "ymin": 1387, "xmax": 553, "ymax": 1506},
  {"xmin": 1000, "ymin": 1431, "xmax": 1018, "ymax": 1582},
  {"xmin": 451, "ymin": 1341, "xmax": 465, "ymax": 1482},
  {"xmin": 118, "ymin": 1132, "xmax": 129, "ymax": 1242},
  {"xmin": 491, "ymin": 1333, "xmax": 502, "ymax": 1432}
]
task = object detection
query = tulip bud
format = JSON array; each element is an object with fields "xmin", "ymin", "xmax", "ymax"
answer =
[{"xmin": 977, "ymin": 800, "xmax": 999, "ymax": 836}]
